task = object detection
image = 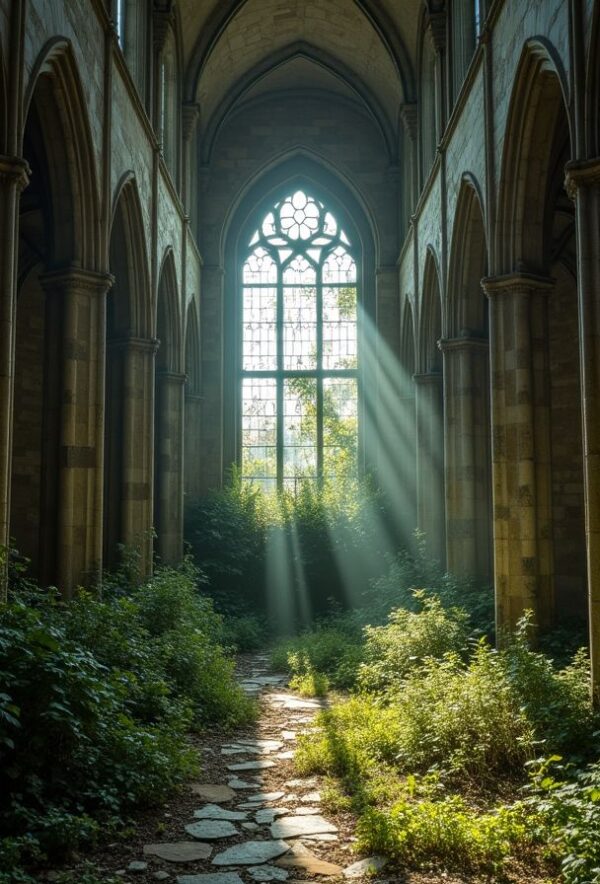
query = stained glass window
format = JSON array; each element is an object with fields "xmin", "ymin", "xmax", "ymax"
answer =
[{"xmin": 241, "ymin": 190, "xmax": 359, "ymax": 492}]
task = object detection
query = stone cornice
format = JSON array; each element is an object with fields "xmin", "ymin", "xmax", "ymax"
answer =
[
  {"xmin": 427, "ymin": 11, "xmax": 447, "ymax": 53},
  {"xmin": 481, "ymin": 272, "xmax": 555, "ymax": 299},
  {"xmin": 0, "ymin": 156, "xmax": 30, "ymax": 190},
  {"xmin": 564, "ymin": 158, "xmax": 600, "ymax": 200},
  {"xmin": 153, "ymin": 1, "xmax": 175, "ymax": 53}
]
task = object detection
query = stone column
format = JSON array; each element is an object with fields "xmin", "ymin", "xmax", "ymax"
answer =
[
  {"xmin": 565, "ymin": 158, "xmax": 600, "ymax": 702},
  {"xmin": 120, "ymin": 336, "xmax": 157, "ymax": 577},
  {"xmin": 184, "ymin": 391, "xmax": 203, "ymax": 500},
  {"xmin": 40, "ymin": 268, "xmax": 112, "ymax": 594},
  {"xmin": 414, "ymin": 371, "xmax": 445, "ymax": 563},
  {"xmin": 155, "ymin": 369, "xmax": 185, "ymax": 564},
  {"xmin": 440, "ymin": 335, "xmax": 491, "ymax": 579},
  {"xmin": 482, "ymin": 273, "xmax": 554, "ymax": 634},
  {"xmin": 202, "ymin": 264, "xmax": 225, "ymax": 490},
  {"xmin": 0, "ymin": 156, "xmax": 29, "ymax": 597}
]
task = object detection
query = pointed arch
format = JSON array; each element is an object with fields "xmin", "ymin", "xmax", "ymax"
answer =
[
  {"xmin": 156, "ymin": 248, "xmax": 183, "ymax": 373},
  {"xmin": 400, "ymin": 296, "xmax": 416, "ymax": 376},
  {"xmin": 110, "ymin": 174, "xmax": 152, "ymax": 338},
  {"xmin": 184, "ymin": 297, "xmax": 201, "ymax": 396},
  {"xmin": 418, "ymin": 247, "xmax": 443, "ymax": 374},
  {"xmin": 447, "ymin": 175, "xmax": 488, "ymax": 337},
  {"xmin": 496, "ymin": 39, "xmax": 572, "ymax": 274},
  {"xmin": 24, "ymin": 38, "xmax": 101, "ymax": 269},
  {"xmin": 588, "ymin": 2, "xmax": 600, "ymax": 156}
]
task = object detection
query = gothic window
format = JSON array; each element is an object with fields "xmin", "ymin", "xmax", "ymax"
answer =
[{"xmin": 241, "ymin": 190, "xmax": 359, "ymax": 493}]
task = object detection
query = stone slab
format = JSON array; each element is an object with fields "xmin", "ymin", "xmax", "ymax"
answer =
[
  {"xmin": 344, "ymin": 857, "xmax": 388, "ymax": 878},
  {"xmin": 270, "ymin": 815, "xmax": 338, "ymax": 839},
  {"xmin": 212, "ymin": 840, "xmax": 291, "ymax": 866},
  {"xmin": 275, "ymin": 843, "xmax": 343, "ymax": 876},
  {"xmin": 144, "ymin": 842, "xmax": 213, "ymax": 863},
  {"xmin": 227, "ymin": 760, "xmax": 276, "ymax": 771},
  {"xmin": 247, "ymin": 865, "xmax": 289, "ymax": 881},
  {"xmin": 193, "ymin": 804, "xmax": 248, "ymax": 821},
  {"xmin": 191, "ymin": 784, "xmax": 236, "ymax": 802},
  {"xmin": 176, "ymin": 875, "xmax": 244, "ymax": 884},
  {"xmin": 185, "ymin": 821, "xmax": 238, "ymax": 840}
]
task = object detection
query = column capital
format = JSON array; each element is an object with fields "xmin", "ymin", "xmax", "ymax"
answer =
[
  {"xmin": 481, "ymin": 272, "xmax": 554, "ymax": 299},
  {"xmin": 564, "ymin": 158, "xmax": 600, "ymax": 200},
  {"xmin": 427, "ymin": 11, "xmax": 446, "ymax": 53},
  {"xmin": 182, "ymin": 102, "xmax": 200, "ymax": 143},
  {"xmin": 413, "ymin": 371, "xmax": 443, "ymax": 386},
  {"xmin": 40, "ymin": 267, "xmax": 114, "ymax": 297},
  {"xmin": 108, "ymin": 335, "xmax": 159, "ymax": 354},
  {"xmin": 153, "ymin": 1, "xmax": 175, "ymax": 52},
  {"xmin": 400, "ymin": 103, "xmax": 418, "ymax": 142},
  {"xmin": 158, "ymin": 370, "xmax": 187, "ymax": 385},
  {"xmin": 0, "ymin": 155, "xmax": 30, "ymax": 190},
  {"xmin": 438, "ymin": 335, "xmax": 489, "ymax": 353}
]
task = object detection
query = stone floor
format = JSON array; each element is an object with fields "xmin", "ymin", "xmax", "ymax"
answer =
[{"xmin": 110, "ymin": 654, "xmax": 387, "ymax": 884}]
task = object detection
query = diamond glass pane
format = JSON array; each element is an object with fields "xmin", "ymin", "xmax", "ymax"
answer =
[
  {"xmin": 243, "ymin": 287, "xmax": 277, "ymax": 370},
  {"xmin": 283, "ymin": 378, "xmax": 317, "ymax": 490},
  {"xmin": 323, "ymin": 377, "xmax": 358, "ymax": 478},
  {"xmin": 242, "ymin": 378, "xmax": 277, "ymax": 491},
  {"xmin": 283, "ymin": 286, "xmax": 317, "ymax": 370},
  {"xmin": 243, "ymin": 249, "xmax": 278, "ymax": 284},
  {"xmin": 322, "ymin": 247, "xmax": 357, "ymax": 284},
  {"xmin": 323, "ymin": 285, "xmax": 357, "ymax": 370}
]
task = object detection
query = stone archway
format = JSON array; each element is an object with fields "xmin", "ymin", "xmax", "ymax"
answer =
[
  {"xmin": 443, "ymin": 178, "xmax": 492, "ymax": 582},
  {"xmin": 154, "ymin": 250, "xmax": 184, "ymax": 564},
  {"xmin": 104, "ymin": 176, "xmax": 154, "ymax": 575},
  {"xmin": 10, "ymin": 43, "xmax": 107, "ymax": 593},
  {"xmin": 488, "ymin": 42, "xmax": 583, "ymax": 633},
  {"xmin": 415, "ymin": 248, "xmax": 445, "ymax": 564}
]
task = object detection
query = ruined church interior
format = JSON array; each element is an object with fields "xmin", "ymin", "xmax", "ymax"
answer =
[{"xmin": 2, "ymin": 0, "xmax": 600, "ymax": 881}]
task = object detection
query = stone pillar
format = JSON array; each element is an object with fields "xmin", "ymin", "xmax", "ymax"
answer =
[
  {"xmin": 414, "ymin": 371, "xmax": 445, "ymax": 563},
  {"xmin": 440, "ymin": 335, "xmax": 491, "ymax": 579},
  {"xmin": 184, "ymin": 391, "xmax": 203, "ymax": 500},
  {"xmin": 0, "ymin": 156, "xmax": 29, "ymax": 597},
  {"xmin": 155, "ymin": 369, "xmax": 185, "ymax": 564},
  {"xmin": 482, "ymin": 273, "xmax": 554, "ymax": 634},
  {"xmin": 565, "ymin": 158, "xmax": 600, "ymax": 702},
  {"xmin": 120, "ymin": 336, "xmax": 157, "ymax": 576},
  {"xmin": 40, "ymin": 268, "xmax": 112, "ymax": 594}
]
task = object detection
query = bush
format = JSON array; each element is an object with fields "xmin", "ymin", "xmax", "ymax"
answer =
[
  {"xmin": 357, "ymin": 793, "xmax": 540, "ymax": 872},
  {"xmin": 527, "ymin": 756, "xmax": 600, "ymax": 884},
  {"xmin": 0, "ymin": 564, "xmax": 255, "ymax": 878},
  {"xmin": 357, "ymin": 594, "xmax": 472, "ymax": 692},
  {"xmin": 271, "ymin": 617, "xmax": 364, "ymax": 689}
]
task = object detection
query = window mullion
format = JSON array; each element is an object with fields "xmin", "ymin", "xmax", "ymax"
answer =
[
  {"xmin": 277, "ymin": 273, "xmax": 284, "ymax": 491},
  {"xmin": 316, "ymin": 274, "xmax": 323, "ymax": 481}
]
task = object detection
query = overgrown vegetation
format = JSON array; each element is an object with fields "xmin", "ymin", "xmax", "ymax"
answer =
[
  {"xmin": 0, "ymin": 559, "xmax": 255, "ymax": 883},
  {"xmin": 272, "ymin": 550, "xmax": 599, "ymax": 881},
  {"xmin": 185, "ymin": 468, "xmax": 395, "ymax": 625}
]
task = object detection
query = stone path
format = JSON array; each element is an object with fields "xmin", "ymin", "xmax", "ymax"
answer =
[{"xmin": 110, "ymin": 654, "xmax": 387, "ymax": 884}]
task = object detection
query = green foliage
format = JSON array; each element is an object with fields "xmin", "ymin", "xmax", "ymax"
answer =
[
  {"xmin": 271, "ymin": 617, "xmax": 364, "ymax": 689},
  {"xmin": 186, "ymin": 468, "xmax": 391, "ymax": 626},
  {"xmin": 220, "ymin": 613, "xmax": 268, "ymax": 653},
  {"xmin": 287, "ymin": 654, "xmax": 330, "ymax": 697},
  {"xmin": 364, "ymin": 535, "xmax": 495, "ymax": 635},
  {"xmin": 0, "ymin": 564, "xmax": 255, "ymax": 879},
  {"xmin": 357, "ymin": 594, "xmax": 472, "ymax": 692},
  {"xmin": 527, "ymin": 756, "xmax": 600, "ymax": 883}
]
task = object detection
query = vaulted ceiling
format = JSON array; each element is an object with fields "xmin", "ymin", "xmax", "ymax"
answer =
[{"xmin": 179, "ymin": 0, "xmax": 421, "ymax": 162}]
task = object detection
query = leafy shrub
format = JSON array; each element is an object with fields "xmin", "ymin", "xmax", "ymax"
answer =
[
  {"xmin": 527, "ymin": 756, "xmax": 600, "ymax": 883},
  {"xmin": 220, "ymin": 614, "xmax": 269, "ymax": 652},
  {"xmin": 357, "ymin": 594, "xmax": 471, "ymax": 692},
  {"xmin": 287, "ymin": 654, "xmax": 330, "ymax": 697},
  {"xmin": 271, "ymin": 618, "xmax": 364, "ymax": 689},
  {"xmin": 0, "ymin": 564, "xmax": 255, "ymax": 878},
  {"xmin": 363, "ymin": 536, "xmax": 495, "ymax": 635},
  {"xmin": 297, "ymin": 622, "xmax": 596, "ymax": 787},
  {"xmin": 357, "ymin": 794, "xmax": 541, "ymax": 872}
]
